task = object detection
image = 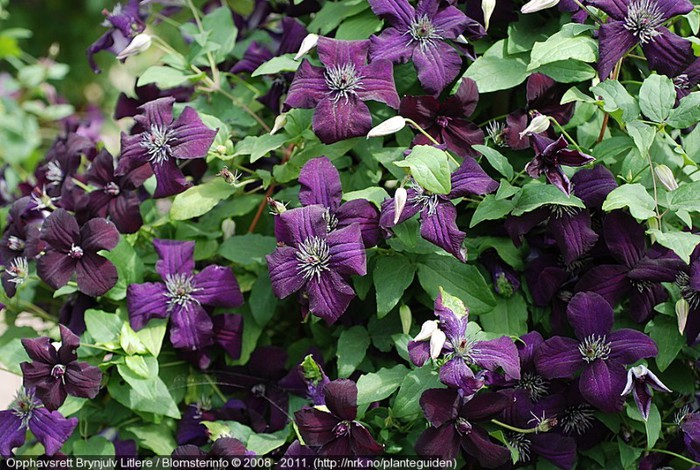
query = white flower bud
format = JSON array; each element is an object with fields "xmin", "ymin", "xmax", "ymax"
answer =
[
  {"xmin": 221, "ymin": 219, "xmax": 236, "ymax": 240},
  {"xmin": 270, "ymin": 113, "xmax": 287, "ymax": 135},
  {"xmin": 482, "ymin": 0, "xmax": 496, "ymax": 30},
  {"xmin": 394, "ymin": 187, "xmax": 408, "ymax": 225},
  {"xmin": 429, "ymin": 329, "xmax": 447, "ymax": 360},
  {"xmin": 519, "ymin": 114, "xmax": 551, "ymax": 138},
  {"xmin": 676, "ymin": 298, "xmax": 690, "ymax": 334},
  {"xmin": 414, "ymin": 320, "xmax": 438, "ymax": 341},
  {"xmin": 521, "ymin": 0, "xmax": 560, "ymax": 14},
  {"xmin": 116, "ymin": 33, "xmax": 152, "ymax": 60},
  {"xmin": 454, "ymin": 34, "xmax": 469, "ymax": 45},
  {"xmin": 654, "ymin": 164, "xmax": 679, "ymax": 191},
  {"xmin": 367, "ymin": 116, "xmax": 406, "ymax": 139},
  {"xmin": 294, "ymin": 34, "xmax": 319, "ymax": 60}
]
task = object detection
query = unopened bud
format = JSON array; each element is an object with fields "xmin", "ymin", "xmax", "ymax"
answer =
[
  {"xmin": 654, "ymin": 164, "xmax": 679, "ymax": 191},
  {"xmin": 399, "ymin": 304, "xmax": 412, "ymax": 335},
  {"xmin": 414, "ymin": 320, "xmax": 438, "ymax": 342},
  {"xmin": 677, "ymin": 298, "xmax": 690, "ymax": 334},
  {"xmin": 116, "ymin": 33, "xmax": 152, "ymax": 60},
  {"xmin": 482, "ymin": 0, "xmax": 496, "ymax": 30},
  {"xmin": 217, "ymin": 167, "xmax": 240, "ymax": 185},
  {"xmin": 521, "ymin": 0, "xmax": 560, "ymax": 14},
  {"xmin": 301, "ymin": 354, "xmax": 324, "ymax": 384},
  {"xmin": 294, "ymin": 34, "xmax": 319, "ymax": 60},
  {"xmin": 454, "ymin": 34, "xmax": 469, "ymax": 45},
  {"xmin": 268, "ymin": 198, "xmax": 287, "ymax": 215},
  {"xmin": 519, "ymin": 114, "xmax": 550, "ymax": 138},
  {"xmin": 393, "ymin": 187, "xmax": 408, "ymax": 224},
  {"xmin": 367, "ymin": 116, "xmax": 406, "ymax": 138},
  {"xmin": 270, "ymin": 113, "xmax": 287, "ymax": 135},
  {"xmin": 221, "ymin": 219, "xmax": 235, "ymax": 239}
]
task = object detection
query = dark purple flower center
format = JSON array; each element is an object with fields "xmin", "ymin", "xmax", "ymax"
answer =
[
  {"xmin": 516, "ymin": 372, "xmax": 549, "ymax": 401},
  {"xmin": 296, "ymin": 236, "xmax": 331, "ymax": 280},
  {"xmin": 506, "ymin": 432, "xmax": 531, "ymax": 463},
  {"xmin": 333, "ymin": 420, "xmax": 351, "ymax": 437},
  {"xmin": 104, "ymin": 182, "xmax": 121, "ymax": 196},
  {"xmin": 677, "ymin": 272, "xmax": 700, "ymax": 310},
  {"xmin": 407, "ymin": 15, "xmax": 443, "ymax": 50},
  {"xmin": 164, "ymin": 273, "xmax": 200, "ymax": 311},
  {"xmin": 454, "ymin": 417, "xmax": 472, "ymax": 435},
  {"xmin": 68, "ymin": 244, "xmax": 84, "ymax": 259},
  {"xmin": 46, "ymin": 161, "xmax": 64, "ymax": 186},
  {"xmin": 51, "ymin": 364, "xmax": 67, "ymax": 380},
  {"xmin": 578, "ymin": 334, "xmax": 611, "ymax": 363},
  {"xmin": 324, "ymin": 64, "xmax": 364, "ymax": 103},
  {"xmin": 560, "ymin": 404, "xmax": 595, "ymax": 435},
  {"xmin": 7, "ymin": 235, "xmax": 25, "ymax": 252},
  {"xmin": 623, "ymin": 0, "xmax": 664, "ymax": 43},
  {"xmin": 7, "ymin": 257, "xmax": 29, "ymax": 286},
  {"xmin": 10, "ymin": 388, "xmax": 40, "ymax": 427},
  {"xmin": 141, "ymin": 124, "xmax": 177, "ymax": 165}
]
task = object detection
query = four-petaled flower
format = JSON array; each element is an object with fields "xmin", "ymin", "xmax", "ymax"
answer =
[
  {"xmin": 20, "ymin": 325, "xmax": 102, "ymax": 411},
  {"xmin": 127, "ymin": 239, "xmax": 244, "ymax": 354},
  {"xmin": 285, "ymin": 37, "xmax": 399, "ymax": 144},
  {"xmin": 116, "ymin": 97, "xmax": 217, "ymax": 198},
  {"xmin": 525, "ymin": 135, "xmax": 595, "ymax": 195},
  {"xmin": 37, "ymin": 209, "xmax": 120, "ymax": 297},
  {"xmin": 266, "ymin": 205, "xmax": 366, "ymax": 324},
  {"xmin": 87, "ymin": 0, "xmax": 146, "ymax": 73},
  {"xmin": 535, "ymin": 291, "xmax": 658, "ymax": 413}
]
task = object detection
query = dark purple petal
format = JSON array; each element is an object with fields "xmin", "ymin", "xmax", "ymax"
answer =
[
  {"xmin": 115, "ymin": 133, "xmax": 149, "ymax": 176},
  {"xmin": 312, "ymin": 97, "xmax": 373, "ymax": 144},
  {"xmin": 531, "ymin": 431, "xmax": 577, "ymax": 470},
  {"xmin": 37, "ymin": 250, "xmax": 77, "ymax": 291},
  {"xmin": 136, "ymin": 97, "xmax": 175, "ymax": 129},
  {"xmin": 587, "ymin": 0, "xmax": 627, "ymax": 20},
  {"xmin": 154, "ymin": 239, "xmax": 195, "ymax": 279},
  {"xmin": 571, "ymin": 165, "xmax": 618, "ymax": 208},
  {"xmin": 285, "ymin": 61, "xmax": 328, "ymax": 109},
  {"xmin": 461, "ymin": 425, "xmax": 511, "ymax": 468},
  {"xmin": 278, "ymin": 205, "xmax": 328, "ymax": 246},
  {"xmin": 151, "ymin": 159, "xmax": 191, "ymax": 198},
  {"xmin": 408, "ymin": 340, "xmax": 431, "ymax": 366},
  {"xmin": 76, "ymin": 253, "xmax": 118, "ymax": 297},
  {"xmin": 0, "ymin": 410, "xmax": 26, "ymax": 457},
  {"xmin": 21, "ymin": 336, "xmax": 59, "ymax": 365},
  {"xmin": 28, "ymin": 408, "xmax": 78, "ymax": 456},
  {"xmin": 632, "ymin": 381, "xmax": 653, "ymax": 420},
  {"xmin": 575, "ymin": 264, "xmax": 630, "ymax": 306},
  {"xmin": 317, "ymin": 38, "xmax": 370, "ymax": 69},
  {"xmin": 579, "ymin": 360, "xmax": 625, "ymax": 413},
  {"xmin": 399, "ymin": 95, "xmax": 440, "ymax": 128},
  {"xmin": 64, "ymin": 362, "xmax": 102, "ymax": 400},
  {"xmin": 430, "ymin": 4, "xmax": 469, "ymax": 39},
  {"xmin": 415, "ymin": 424, "xmax": 461, "ymax": 460},
  {"xmin": 440, "ymin": 358, "xmax": 482, "ymax": 393},
  {"xmin": 80, "ymin": 218, "xmax": 120, "ymax": 253},
  {"xmin": 294, "ymin": 407, "xmax": 339, "ymax": 446},
  {"xmin": 628, "ymin": 248, "xmax": 686, "ymax": 283},
  {"xmin": 367, "ymin": 0, "xmax": 414, "ymax": 27},
  {"xmin": 356, "ymin": 60, "xmax": 400, "ymax": 108},
  {"xmin": 169, "ymin": 304, "xmax": 215, "ymax": 351},
  {"xmin": 349, "ymin": 423, "xmax": 383, "ymax": 455},
  {"xmin": 41, "ymin": 209, "xmax": 79, "ymax": 252},
  {"xmin": 472, "ymin": 336, "xmax": 521, "ymax": 380},
  {"xmin": 307, "ymin": 271, "xmax": 355, "ymax": 324},
  {"xmin": 412, "ymin": 43, "xmax": 463, "ymax": 96},
  {"xmin": 108, "ymin": 193, "xmax": 143, "ymax": 234},
  {"xmin": 549, "ymin": 210, "xmax": 598, "ymax": 265},
  {"xmin": 604, "ymin": 211, "xmax": 646, "ymax": 267},
  {"xmin": 460, "ymin": 391, "xmax": 512, "ymax": 420},
  {"xmin": 608, "ymin": 329, "xmax": 658, "ymax": 364},
  {"xmin": 443, "ymin": 78, "xmax": 479, "ymax": 117},
  {"xmin": 535, "ymin": 336, "xmax": 583, "ymax": 379},
  {"xmin": 504, "ymin": 110, "xmax": 529, "ymax": 150},
  {"xmin": 335, "ymin": 199, "xmax": 380, "ymax": 247},
  {"xmin": 420, "ymin": 201, "xmax": 466, "ymax": 262},
  {"xmin": 170, "ymin": 108, "xmax": 217, "ymax": 160},
  {"xmin": 191, "ymin": 265, "xmax": 243, "ymax": 308},
  {"xmin": 212, "ymin": 314, "xmax": 244, "ymax": 360},
  {"xmin": 298, "ymin": 157, "xmax": 343, "ymax": 210},
  {"xmin": 127, "ymin": 282, "xmax": 170, "ymax": 330},
  {"xmin": 643, "ymin": 30, "xmax": 694, "ymax": 77},
  {"xmin": 230, "ymin": 42, "xmax": 274, "ymax": 74},
  {"xmin": 210, "ymin": 437, "xmax": 252, "ymax": 457},
  {"xmin": 420, "ymin": 388, "xmax": 458, "ymax": 426},
  {"xmin": 567, "ymin": 292, "xmax": 614, "ymax": 339},
  {"xmin": 379, "ymin": 192, "xmax": 422, "ymax": 229},
  {"xmin": 441, "ymin": 122, "xmax": 484, "ymax": 158},
  {"xmin": 597, "ymin": 22, "xmax": 638, "ymax": 80},
  {"xmin": 627, "ymin": 284, "xmax": 667, "ymax": 323},
  {"xmin": 369, "ymin": 28, "xmax": 415, "ymax": 64},
  {"xmin": 323, "ymin": 379, "xmax": 357, "ymax": 421},
  {"xmin": 449, "ymin": 158, "xmax": 498, "ymax": 198},
  {"xmin": 267, "ymin": 246, "xmax": 306, "ymax": 299},
  {"xmin": 327, "ymin": 224, "xmax": 366, "ymax": 277}
]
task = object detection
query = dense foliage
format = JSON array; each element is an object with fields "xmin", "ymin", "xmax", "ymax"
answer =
[{"xmin": 2, "ymin": 0, "xmax": 700, "ymax": 467}]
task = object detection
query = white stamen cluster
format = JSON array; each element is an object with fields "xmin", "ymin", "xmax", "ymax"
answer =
[
  {"xmin": 578, "ymin": 334, "xmax": 612, "ymax": 363},
  {"xmin": 296, "ymin": 236, "xmax": 331, "ymax": 280},
  {"xmin": 677, "ymin": 272, "xmax": 700, "ymax": 310},
  {"xmin": 623, "ymin": 0, "xmax": 664, "ymax": 44},
  {"xmin": 325, "ymin": 64, "xmax": 364, "ymax": 104},
  {"xmin": 164, "ymin": 273, "xmax": 201, "ymax": 312},
  {"xmin": 45, "ymin": 161, "xmax": 64, "ymax": 186},
  {"xmin": 141, "ymin": 124, "xmax": 177, "ymax": 165},
  {"xmin": 7, "ymin": 257, "xmax": 29, "ymax": 285},
  {"xmin": 406, "ymin": 14, "xmax": 444, "ymax": 51}
]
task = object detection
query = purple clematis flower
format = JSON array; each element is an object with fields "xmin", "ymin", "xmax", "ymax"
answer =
[
  {"xmin": 79, "ymin": 150, "xmax": 152, "ymax": 234},
  {"xmin": 294, "ymin": 379, "xmax": 383, "ymax": 456},
  {"xmin": 127, "ymin": 239, "xmax": 244, "ymax": 353},
  {"xmin": 87, "ymin": 0, "xmax": 147, "ymax": 73},
  {"xmin": 415, "ymin": 388, "xmax": 512, "ymax": 467},
  {"xmin": 620, "ymin": 364, "xmax": 671, "ymax": 420},
  {"xmin": 116, "ymin": 97, "xmax": 217, "ymax": 198},
  {"xmin": 0, "ymin": 387, "xmax": 78, "ymax": 457},
  {"xmin": 526, "ymin": 135, "xmax": 595, "ymax": 195},
  {"xmin": 266, "ymin": 205, "xmax": 366, "ymax": 324},
  {"xmin": 368, "ymin": 0, "xmax": 480, "ymax": 95},
  {"xmin": 677, "ymin": 248, "xmax": 700, "ymax": 344},
  {"xmin": 114, "ymin": 82, "xmax": 193, "ymax": 121},
  {"xmin": 681, "ymin": 411, "xmax": 700, "ymax": 461},
  {"xmin": 668, "ymin": 57, "xmax": 700, "ymax": 100},
  {"xmin": 20, "ymin": 325, "xmax": 102, "ymax": 411},
  {"xmin": 576, "ymin": 211, "xmax": 685, "ymax": 323},
  {"xmin": 589, "ymin": 0, "xmax": 694, "ymax": 79},
  {"xmin": 380, "ymin": 157, "xmax": 499, "ymax": 262},
  {"xmin": 37, "ymin": 209, "xmax": 119, "ymax": 297},
  {"xmin": 296, "ymin": 157, "xmax": 380, "ymax": 247},
  {"xmin": 172, "ymin": 437, "xmax": 255, "ymax": 458},
  {"xmin": 285, "ymin": 37, "xmax": 399, "ymax": 144},
  {"xmin": 492, "ymin": 331, "xmax": 552, "ymax": 402},
  {"xmin": 1, "ymin": 197, "xmax": 44, "ymax": 267},
  {"xmin": 535, "ymin": 291, "xmax": 658, "ymax": 413},
  {"xmin": 398, "ymin": 78, "xmax": 484, "ymax": 158},
  {"xmin": 408, "ymin": 291, "xmax": 520, "ymax": 393},
  {"xmin": 479, "ymin": 249, "xmax": 520, "ymax": 297}
]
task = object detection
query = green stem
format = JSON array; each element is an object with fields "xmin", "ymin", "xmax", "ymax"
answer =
[
  {"xmin": 548, "ymin": 117, "xmax": 584, "ymax": 152},
  {"xmin": 14, "ymin": 300, "xmax": 54, "ymax": 323},
  {"xmin": 204, "ymin": 373, "xmax": 227, "ymax": 403},
  {"xmin": 649, "ymin": 449, "xmax": 700, "ymax": 466},
  {"xmin": 404, "ymin": 118, "xmax": 460, "ymax": 166},
  {"xmin": 491, "ymin": 419, "xmax": 541, "ymax": 434},
  {"xmin": 71, "ymin": 178, "xmax": 93, "ymax": 193},
  {"xmin": 571, "ymin": 0, "xmax": 604, "ymax": 24},
  {"xmin": 646, "ymin": 152, "xmax": 662, "ymax": 223}
]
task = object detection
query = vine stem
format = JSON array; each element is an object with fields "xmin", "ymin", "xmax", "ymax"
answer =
[
  {"xmin": 596, "ymin": 59, "xmax": 623, "ymax": 143},
  {"xmin": 247, "ymin": 143, "xmax": 295, "ymax": 233},
  {"xmin": 571, "ymin": 0, "xmax": 604, "ymax": 24},
  {"xmin": 646, "ymin": 148, "xmax": 662, "ymax": 223},
  {"xmin": 404, "ymin": 118, "xmax": 460, "ymax": 166},
  {"xmin": 649, "ymin": 449, "xmax": 700, "ymax": 466},
  {"xmin": 548, "ymin": 117, "xmax": 584, "ymax": 152},
  {"xmin": 490, "ymin": 419, "xmax": 541, "ymax": 434}
]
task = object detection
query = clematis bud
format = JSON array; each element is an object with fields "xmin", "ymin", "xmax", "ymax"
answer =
[
  {"xmin": 268, "ymin": 198, "xmax": 287, "ymax": 215},
  {"xmin": 116, "ymin": 33, "xmax": 152, "ymax": 60},
  {"xmin": 221, "ymin": 219, "xmax": 236, "ymax": 239},
  {"xmin": 454, "ymin": 35, "xmax": 469, "ymax": 45},
  {"xmin": 521, "ymin": 0, "xmax": 560, "ymax": 13},
  {"xmin": 367, "ymin": 116, "xmax": 406, "ymax": 138},
  {"xmin": 676, "ymin": 298, "xmax": 690, "ymax": 334},
  {"xmin": 393, "ymin": 187, "xmax": 408, "ymax": 224},
  {"xmin": 413, "ymin": 320, "xmax": 446, "ymax": 359},
  {"xmin": 621, "ymin": 365, "xmax": 671, "ymax": 420},
  {"xmin": 519, "ymin": 114, "xmax": 550, "ymax": 138},
  {"xmin": 482, "ymin": 0, "xmax": 496, "ymax": 30},
  {"xmin": 294, "ymin": 34, "xmax": 319, "ymax": 60},
  {"xmin": 270, "ymin": 113, "xmax": 287, "ymax": 135},
  {"xmin": 654, "ymin": 164, "xmax": 679, "ymax": 191}
]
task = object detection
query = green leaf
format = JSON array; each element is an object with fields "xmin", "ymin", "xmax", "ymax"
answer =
[
  {"xmin": 461, "ymin": 40, "xmax": 529, "ymax": 93},
  {"xmin": 511, "ymin": 182, "xmax": 585, "ymax": 216},
  {"xmin": 343, "ymin": 187, "xmax": 390, "ymax": 208},
  {"xmin": 374, "ymin": 255, "xmax": 415, "ymax": 317},
  {"xmin": 234, "ymin": 133, "xmax": 290, "ymax": 162},
  {"xmin": 670, "ymin": 181, "xmax": 700, "ymax": 213},
  {"xmin": 125, "ymin": 355, "xmax": 152, "ymax": 379},
  {"xmin": 470, "ymin": 194, "xmax": 515, "ymax": 228},
  {"xmin": 667, "ymin": 92, "xmax": 700, "ymax": 129},
  {"xmin": 73, "ymin": 436, "xmax": 115, "ymax": 456},
  {"xmin": 246, "ymin": 431, "xmax": 288, "ymax": 455},
  {"xmin": 394, "ymin": 145, "xmax": 452, "ymax": 194},
  {"xmin": 170, "ymin": 179, "xmax": 236, "ymax": 220},
  {"xmin": 591, "ymin": 80, "xmax": 640, "ymax": 123},
  {"xmin": 84, "ymin": 309, "xmax": 122, "ymax": 344},
  {"xmin": 648, "ymin": 229, "xmax": 700, "ymax": 264},
  {"xmin": 532, "ymin": 60, "xmax": 596, "ymax": 83},
  {"xmin": 111, "ymin": 364, "xmax": 181, "ymax": 419},
  {"xmin": 200, "ymin": 7, "xmax": 238, "ymax": 62},
  {"xmin": 135, "ymin": 318, "xmax": 167, "ymax": 357},
  {"xmin": 219, "ymin": 233, "xmax": 277, "ymax": 266},
  {"xmin": 138, "ymin": 66, "xmax": 191, "ymax": 88},
  {"xmin": 529, "ymin": 25, "xmax": 598, "ymax": 70},
  {"xmin": 626, "ymin": 121, "xmax": 656, "ymax": 156},
  {"xmin": 416, "ymin": 254, "xmax": 496, "ymax": 315},
  {"xmin": 617, "ymin": 438, "xmax": 643, "ymax": 470},
  {"xmin": 101, "ymin": 238, "xmax": 145, "ymax": 301},
  {"xmin": 335, "ymin": 10, "xmax": 383, "ymax": 40},
  {"xmin": 120, "ymin": 322, "xmax": 148, "ymax": 356},
  {"xmin": 0, "ymin": 326, "xmax": 32, "ymax": 375},
  {"xmin": 473, "ymin": 144, "xmax": 514, "ymax": 179},
  {"xmin": 356, "ymin": 364, "xmax": 409, "ymax": 409},
  {"xmin": 392, "ymin": 367, "xmax": 444, "ymax": 418},
  {"xmin": 639, "ymin": 74, "xmax": 676, "ymax": 122},
  {"xmin": 645, "ymin": 404, "xmax": 662, "ymax": 449},
  {"xmin": 252, "ymin": 54, "xmax": 299, "ymax": 77},
  {"xmin": 249, "ymin": 273, "xmax": 278, "ymax": 327},
  {"xmin": 479, "ymin": 293, "xmax": 528, "ymax": 336},
  {"xmin": 645, "ymin": 316, "xmax": 684, "ymax": 372},
  {"xmin": 602, "ymin": 184, "xmax": 656, "ymax": 220},
  {"xmin": 126, "ymin": 423, "xmax": 177, "ymax": 454},
  {"xmin": 337, "ymin": 326, "xmax": 371, "ymax": 378}
]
